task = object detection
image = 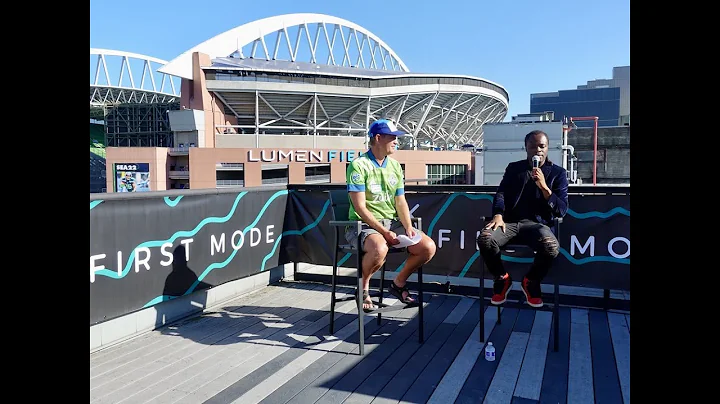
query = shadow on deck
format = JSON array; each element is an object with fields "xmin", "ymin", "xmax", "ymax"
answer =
[{"xmin": 89, "ymin": 280, "xmax": 630, "ymax": 404}]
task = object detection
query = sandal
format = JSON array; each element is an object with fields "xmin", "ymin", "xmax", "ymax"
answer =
[
  {"xmin": 356, "ymin": 289, "xmax": 376, "ymax": 313},
  {"xmin": 389, "ymin": 281, "xmax": 416, "ymax": 304}
]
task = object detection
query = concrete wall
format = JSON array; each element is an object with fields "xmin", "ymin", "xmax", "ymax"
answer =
[
  {"xmin": 569, "ymin": 126, "xmax": 630, "ymax": 184},
  {"xmin": 479, "ymin": 121, "xmax": 566, "ymax": 186},
  {"xmin": 90, "ymin": 263, "xmax": 294, "ymax": 353},
  {"xmin": 216, "ymin": 134, "xmax": 366, "ymax": 150}
]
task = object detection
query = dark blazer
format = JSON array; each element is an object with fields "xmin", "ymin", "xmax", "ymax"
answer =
[{"xmin": 492, "ymin": 159, "xmax": 569, "ymax": 225}]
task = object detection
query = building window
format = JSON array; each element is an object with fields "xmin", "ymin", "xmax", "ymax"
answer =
[
  {"xmin": 216, "ymin": 166, "xmax": 245, "ymax": 187},
  {"xmin": 262, "ymin": 164, "xmax": 288, "ymax": 185},
  {"xmin": 576, "ymin": 150, "xmax": 605, "ymax": 162},
  {"xmin": 427, "ymin": 164, "xmax": 467, "ymax": 184},
  {"xmin": 305, "ymin": 164, "xmax": 330, "ymax": 183}
]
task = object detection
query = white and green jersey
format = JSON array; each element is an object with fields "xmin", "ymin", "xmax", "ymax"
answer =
[{"xmin": 346, "ymin": 149, "xmax": 405, "ymax": 221}]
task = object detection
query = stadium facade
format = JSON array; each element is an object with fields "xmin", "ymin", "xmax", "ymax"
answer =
[{"xmin": 98, "ymin": 13, "xmax": 510, "ymax": 192}]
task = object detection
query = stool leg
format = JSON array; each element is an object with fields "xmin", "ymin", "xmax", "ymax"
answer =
[
  {"xmin": 378, "ymin": 262, "xmax": 385, "ymax": 325},
  {"xmin": 479, "ymin": 275, "xmax": 485, "ymax": 342},
  {"xmin": 357, "ymin": 238, "xmax": 365, "ymax": 356},
  {"xmin": 418, "ymin": 264, "xmax": 424, "ymax": 344},
  {"xmin": 497, "ymin": 305, "xmax": 502, "ymax": 324},
  {"xmin": 330, "ymin": 236, "xmax": 338, "ymax": 334},
  {"xmin": 603, "ymin": 288, "xmax": 610, "ymax": 311},
  {"xmin": 554, "ymin": 283, "xmax": 560, "ymax": 352}
]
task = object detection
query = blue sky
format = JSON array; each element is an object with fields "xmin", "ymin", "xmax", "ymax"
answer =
[{"xmin": 90, "ymin": 0, "xmax": 629, "ymax": 122}]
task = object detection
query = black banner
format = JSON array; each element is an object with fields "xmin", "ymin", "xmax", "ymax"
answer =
[
  {"xmin": 90, "ymin": 189, "xmax": 288, "ymax": 325},
  {"xmin": 281, "ymin": 189, "xmax": 630, "ymax": 291}
]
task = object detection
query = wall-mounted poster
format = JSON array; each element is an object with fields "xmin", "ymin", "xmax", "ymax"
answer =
[{"xmin": 114, "ymin": 163, "xmax": 150, "ymax": 192}]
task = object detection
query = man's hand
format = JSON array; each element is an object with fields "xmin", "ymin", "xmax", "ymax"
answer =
[
  {"xmin": 484, "ymin": 214, "xmax": 506, "ymax": 233},
  {"xmin": 531, "ymin": 168, "xmax": 553, "ymax": 199},
  {"xmin": 531, "ymin": 168, "xmax": 549, "ymax": 191},
  {"xmin": 383, "ymin": 230, "xmax": 400, "ymax": 245},
  {"xmin": 404, "ymin": 226, "xmax": 417, "ymax": 238}
]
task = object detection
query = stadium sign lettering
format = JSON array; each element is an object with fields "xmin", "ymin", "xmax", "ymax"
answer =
[{"xmin": 247, "ymin": 149, "xmax": 363, "ymax": 163}]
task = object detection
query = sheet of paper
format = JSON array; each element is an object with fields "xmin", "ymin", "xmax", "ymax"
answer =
[{"xmin": 394, "ymin": 232, "xmax": 422, "ymax": 248}]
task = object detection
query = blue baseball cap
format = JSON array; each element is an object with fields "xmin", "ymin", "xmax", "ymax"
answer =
[{"xmin": 368, "ymin": 119, "xmax": 406, "ymax": 137}]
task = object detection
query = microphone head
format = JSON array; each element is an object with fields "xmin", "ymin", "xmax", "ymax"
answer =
[{"xmin": 532, "ymin": 155, "xmax": 541, "ymax": 168}]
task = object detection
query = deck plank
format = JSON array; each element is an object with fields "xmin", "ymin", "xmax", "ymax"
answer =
[
  {"xmin": 567, "ymin": 308, "xmax": 594, "ymax": 404},
  {"xmin": 454, "ymin": 308, "xmax": 521, "ymax": 404},
  {"xmin": 426, "ymin": 306, "xmax": 501, "ymax": 404},
  {"xmin": 608, "ymin": 312, "xmax": 631, "ymax": 404},
  {"xmin": 513, "ymin": 311, "xmax": 552, "ymax": 401},
  {"xmin": 258, "ymin": 294, "xmax": 447, "ymax": 404},
  {"xmin": 91, "ymin": 283, "xmax": 327, "ymax": 403},
  {"xmin": 87, "ymin": 281, "xmax": 630, "ymax": 404},
  {"xmin": 397, "ymin": 299, "xmax": 482, "ymax": 404},
  {"xmin": 120, "ymin": 285, "xmax": 337, "ymax": 404},
  {"xmin": 302, "ymin": 296, "xmax": 462, "ymax": 404},
  {"xmin": 589, "ymin": 309, "xmax": 624, "ymax": 404}
]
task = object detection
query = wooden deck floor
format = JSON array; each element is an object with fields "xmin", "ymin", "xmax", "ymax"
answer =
[{"xmin": 89, "ymin": 281, "xmax": 630, "ymax": 404}]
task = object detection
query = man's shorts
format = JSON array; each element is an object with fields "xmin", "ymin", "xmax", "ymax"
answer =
[{"xmin": 344, "ymin": 218, "xmax": 406, "ymax": 249}]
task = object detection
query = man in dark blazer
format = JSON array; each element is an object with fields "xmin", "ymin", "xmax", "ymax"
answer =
[{"xmin": 477, "ymin": 130, "xmax": 569, "ymax": 308}]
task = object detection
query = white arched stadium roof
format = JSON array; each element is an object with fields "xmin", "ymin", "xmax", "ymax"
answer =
[
  {"xmin": 90, "ymin": 48, "xmax": 181, "ymax": 106},
  {"xmin": 159, "ymin": 13, "xmax": 409, "ymax": 80}
]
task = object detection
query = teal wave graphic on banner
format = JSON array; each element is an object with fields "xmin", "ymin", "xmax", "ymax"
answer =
[
  {"xmin": 458, "ymin": 250, "xmax": 480, "ymax": 277},
  {"xmin": 337, "ymin": 253, "xmax": 351, "ymax": 267},
  {"xmin": 566, "ymin": 207, "xmax": 629, "ymax": 219},
  {"xmin": 142, "ymin": 190, "xmax": 288, "ymax": 307},
  {"xmin": 393, "ymin": 193, "xmax": 492, "ymax": 273},
  {"xmin": 398, "ymin": 192, "xmax": 630, "ymax": 273},
  {"xmin": 164, "ymin": 196, "xmax": 184, "ymax": 207},
  {"xmin": 94, "ymin": 191, "xmax": 249, "ymax": 280},
  {"xmin": 456, "ymin": 246, "xmax": 630, "ymax": 278},
  {"xmin": 260, "ymin": 198, "xmax": 331, "ymax": 271},
  {"xmin": 260, "ymin": 198, "xmax": 353, "ymax": 270},
  {"xmin": 426, "ymin": 193, "xmax": 493, "ymax": 236},
  {"xmin": 90, "ymin": 200, "xmax": 103, "ymax": 210}
]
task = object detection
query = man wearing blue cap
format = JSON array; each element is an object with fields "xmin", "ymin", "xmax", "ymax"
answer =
[{"xmin": 345, "ymin": 119, "xmax": 437, "ymax": 311}]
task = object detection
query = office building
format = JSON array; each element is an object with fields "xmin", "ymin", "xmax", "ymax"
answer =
[{"xmin": 530, "ymin": 66, "xmax": 629, "ymax": 127}]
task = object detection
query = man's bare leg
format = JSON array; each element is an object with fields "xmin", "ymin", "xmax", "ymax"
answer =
[
  {"xmin": 361, "ymin": 234, "xmax": 389, "ymax": 310},
  {"xmin": 394, "ymin": 233, "xmax": 437, "ymax": 302}
]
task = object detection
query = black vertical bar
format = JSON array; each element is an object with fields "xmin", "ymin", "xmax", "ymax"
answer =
[
  {"xmin": 480, "ymin": 265, "xmax": 485, "ymax": 342},
  {"xmin": 603, "ymin": 288, "xmax": 610, "ymax": 311},
  {"xmin": 330, "ymin": 228, "xmax": 338, "ymax": 334},
  {"xmin": 378, "ymin": 262, "xmax": 385, "ymax": 325},
  {"xmin": 418, "ymin": 264, "xmax": 424, "ymax": 343},
  {"xmin": 357, "ymin": 227, "xmax": 364, "ymax": 356},
  {"xmin": 417, "ymin": 217, "xmax": 424, "ymax": 344},
  {"xmin": 555, "ymin": 219, "xmax": 561, "ymax": 351},
  {"xmin": 554, "ymin": 283, "xmax": 560, "ymax": 352}
]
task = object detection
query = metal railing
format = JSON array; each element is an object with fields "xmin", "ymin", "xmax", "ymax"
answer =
[
  {"xmin": 216, "ymin": 180, "xmax": 245, "ymax": 187},
  {"xmin": 305, "ymin": 174, "xmax": 330, "ymax": 183},
  {"xmin": 261, "ymin": 177, "xmax": 289, "ymax": 185},
  {"xmin": 169, "ymin": 171, "xmax": 190, "ymax": 178}
]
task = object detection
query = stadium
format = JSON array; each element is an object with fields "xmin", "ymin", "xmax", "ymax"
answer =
[{"xmin": 91, "ymin": 13, "xmax": 510, "ymax": 192}]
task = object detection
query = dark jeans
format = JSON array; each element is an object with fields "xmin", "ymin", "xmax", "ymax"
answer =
[{"xmin": 477, "ymin": 219, "xmax": 560, "ymax": 282}]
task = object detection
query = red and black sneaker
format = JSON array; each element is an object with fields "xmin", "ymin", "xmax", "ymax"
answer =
[
  {"xmin": 521, "ymin": 277, "xmax": 543, "ymax": 308},
  {"xmin": 491, "ymin": 273, "xmax": 512, "ymax": 305}
]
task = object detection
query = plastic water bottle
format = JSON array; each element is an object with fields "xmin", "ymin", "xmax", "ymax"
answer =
[{"xmin": 485, "ymin": 342, "xmax": 496, "ymax": 361}]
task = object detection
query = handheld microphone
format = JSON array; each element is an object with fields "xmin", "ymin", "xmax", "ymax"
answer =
[{"xmin": 532, "ymin": 155, "xmax": 541, "ymax": 168}]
